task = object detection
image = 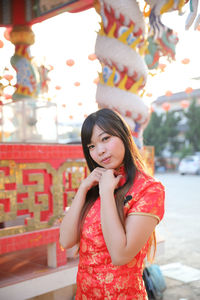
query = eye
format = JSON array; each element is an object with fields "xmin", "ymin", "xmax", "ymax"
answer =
[
  {"xmin": 87, "ymin": 144, "xmax": 95, "ymax": 150},
  {"xmin": 102, "ymin": 135, "xmax": 110, "ymax": 142}
]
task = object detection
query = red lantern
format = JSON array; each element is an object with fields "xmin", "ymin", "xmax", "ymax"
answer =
[
  {"xmin": 0, "ymin": 40, "xmax": 4, "ymax": 48},
  {"xmin": 78, "ymin": 102, "xmax": 82, "ymax": 106},
  {"xmin": 185, "ymin": 87, "xmax": 193, "ymax": 94},
  {"xmin": 69, "ymin": 115, "xmax": 73, "ymax": 120},
  {"xmin": 158, "ymin": 63, "xmax": 166, "ymax": 72},
  {"xmin": 93, "ymin": 77, "xmax": 99, "ymax": 84},
  {"xmin": 162, "ymin": 102, "xmax": 171, "ymax": 111},
  {"xmin": 4, "ymin": 28, "xmax": 11, "ymax": 41},
  {"xmin": 181, "ymin": 100, "xmax": 189, "ymax": 109},
  {"xmin": 49, "ymin": 65, "xmax": 54, "ymax": 71},
  {"xmin": 66, "ymin": 59, "xmax": 75, "ymax": 67},
  {"xmin": 88, "ymin": 53, "xmax": 97, "ymax": 61},
  {"xmin": 150, "ymin": 106, "xmax": 154, "ymax": 113},
  {"xmin": 181, "ymin": 58, "xmax": 190, "ymax": 64},
  {"xmin": 165, "ymin": 91, "xmax": 172, "ymax": 97},
  {"xmin": 74, "ymin": 82, "xmax": 80, "ymax": 87},
  {"xmin": 146, "ymin": 93, "xmax": 152, "ymax": 97},
  {"xmin": 55, "ymin": 85, "xmax": 61, "ymax": 90}
]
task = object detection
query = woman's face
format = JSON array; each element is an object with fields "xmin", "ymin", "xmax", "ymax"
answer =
[{"xmin": 87, "ymin": 125, "xmax": 125, "ymax": 170}]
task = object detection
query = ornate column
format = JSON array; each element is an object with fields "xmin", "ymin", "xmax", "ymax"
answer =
[{"xmin": 94, "ymin": 0, "xmax": 149, "ymax": 148}]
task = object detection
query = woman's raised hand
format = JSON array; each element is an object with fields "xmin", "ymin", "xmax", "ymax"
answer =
[
  {"xmin": 99, "ymin": 169, "xmax": 122, "ymax": 195},
  {"xmin": 80, "ymin": 167, "xmax": 106, "ymax": 192}
]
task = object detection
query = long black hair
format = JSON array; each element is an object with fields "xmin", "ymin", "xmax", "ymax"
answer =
[{"xmin": 78, "ymin": 108, "xmax": 145, "ymax": 237}]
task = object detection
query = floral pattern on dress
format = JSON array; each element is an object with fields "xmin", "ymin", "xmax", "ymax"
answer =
[{"xmin": 76, "ymin": 170, "xmax": 165, "ymax": 300}]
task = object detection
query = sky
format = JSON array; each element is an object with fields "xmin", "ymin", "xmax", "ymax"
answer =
[{"xmin": 0, "ymin": 4, "xmax": 200, "ymax": 121}]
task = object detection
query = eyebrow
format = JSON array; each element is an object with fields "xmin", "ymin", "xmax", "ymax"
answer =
[
  {"xmin": 98, "ymin": 131, "xmax": 105, "ymax": 137},
  {"xmin": 88, "ymin": 131, "xmax": 106, "ymax": 145}
]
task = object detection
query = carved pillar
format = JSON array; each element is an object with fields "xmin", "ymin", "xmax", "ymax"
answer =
[{"xmin": 94, "ymin": 0, "xmax": 149, "ymax": 148}]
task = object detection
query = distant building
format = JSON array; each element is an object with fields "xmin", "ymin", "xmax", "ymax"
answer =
[
  {"xmin": 151, "ymin": 88, "xmax": 200, "ymax": 161},
  {"xmin": 152, "ymin": 88, "xmax": 200, "ymax": 113}
]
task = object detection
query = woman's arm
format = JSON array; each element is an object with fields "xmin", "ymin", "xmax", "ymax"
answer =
[
  {"xmin": 59, "ymin": 167, "xmax": 105, "ymax": 249},
  {"xmin": 99, "ymin": 170, "xmax": 158, "ymax": 266},
  {"xmin": 59, "ymin": 184, "xmax": 88, "ymax": 249}
]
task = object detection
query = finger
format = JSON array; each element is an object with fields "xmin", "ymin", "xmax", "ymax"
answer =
[{"xmin": 95, "ymin": 167, "xmax": 106, "ymax": 173}]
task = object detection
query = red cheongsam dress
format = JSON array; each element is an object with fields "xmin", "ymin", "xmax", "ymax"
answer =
[{"xmin": 75, "ymin": 170, "xmax": 165, "ymax": 300}]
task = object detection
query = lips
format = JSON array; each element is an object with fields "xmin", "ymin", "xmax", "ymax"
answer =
[{"xmin": 101, "ymin": 156, "xmax": 111, "ymax": 164}]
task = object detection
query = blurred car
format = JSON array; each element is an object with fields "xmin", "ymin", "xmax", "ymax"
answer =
[{"xmin": 178, "ymin": 155, "xmax": 200, "ymax": 175}]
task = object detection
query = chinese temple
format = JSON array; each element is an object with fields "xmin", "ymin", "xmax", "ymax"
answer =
[{"xmin": 2, "ymin": 0, "xmax": 194, "ymax": 298}]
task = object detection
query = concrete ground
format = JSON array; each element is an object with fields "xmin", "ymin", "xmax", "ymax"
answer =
[{"xmin": 154, "ymin": 172, "xmax": 200, "ymax": 300}]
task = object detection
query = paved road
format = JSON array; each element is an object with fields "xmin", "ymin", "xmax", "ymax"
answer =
[{"xmin": 154, "ymin": 172, "xmax": 200, "ymax": 300}]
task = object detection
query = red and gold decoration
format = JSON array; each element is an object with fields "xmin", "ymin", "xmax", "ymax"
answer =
[
  {"xmin": 0, "ymin": 144, "xmax": 86, "ymax": 266},
  {"xmin": 95, "ymin": 0, "xmax": 148, "ymax": 148}
]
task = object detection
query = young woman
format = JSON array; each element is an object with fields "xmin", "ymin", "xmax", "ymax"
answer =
[{"xmin": 60, "ymin": 108, "xmax": 165, "ymax": 299}]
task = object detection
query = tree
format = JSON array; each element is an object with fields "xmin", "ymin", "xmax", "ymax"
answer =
[
  {"xmin": 143, "ymin": 111, "xmax": 180, "ymax": 156},
  {"xmin": 184, "ymin": 99, "xmax": 200, "ymax": 152},
  {"xmin": 143, "ymin": 112, "xmax": 166, "ymax": 156},
  {"xmin": 162, "ymin": 111, "xmax": 181, "ymax": 153}
]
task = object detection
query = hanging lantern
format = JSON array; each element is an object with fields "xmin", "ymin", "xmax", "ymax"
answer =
[
  {"xmin": 49, "ymin": 65, "xmax": 54, "ymax": 71},
  {"xmin": 0, "ymin": 40, "xmax": 4, "ymax": 48},
  {"xmin": 158, "ymin": 63, "xmax": 166, "ymax": 72},
  {"xmin": 74, "ymin": 82, "xmax": 80, "ymax": 87},
  {"xmin": 185, "ymin": 87, "xmax": 193, "ymax": 94},
  {"xmin": 146, "ymin": 93, "xmax": 152, "ymax": 97},
  {"xmin": 181, "ymin": 100, "xmax": 189, "ymax": 109},
  {"xmin": 162, "ymin": 102, "xmax": 171, "ymax": 111},
  {"xmin": 150, "ymin": 106, "xmax": 154, "ymax": 113},
  {"xmin": 78, "ymin": 102, "xmax": 82, "ymax": 106},
  {"xmin": 69, "ymin": 115, "xmax": 74, "ymax": 120},
  {"xmin": 88, "ymin": 53, "xmax": 97, "ymax": 61},
  {"xmin": 62, "ymin": 104, "xmax": 66, "ymax": 108},
  {"xmin": 93, "ymin": 77, "xmax": 99, "ymax": 84},
  {"xmin": 66, "ymin": 59, "xmax": 75, "ymax": 66},
  {"xmin": 4, "ymin": 28, "xmax": 11, "ymax": 41},
  {"xmin": 55, "ymin": 85, "xmax": 61, "ymax": 90},
  {"xmin": 181, "ymin": 58, "xmax": 190, "ymax": 64},
  {"xmin": 165, "ymin": 90, "xmax": 172, "ymax": 97}
]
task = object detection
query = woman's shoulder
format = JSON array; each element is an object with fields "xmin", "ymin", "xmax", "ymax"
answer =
[
  {"xmin": 125, "ymin": 170, "xmax": 165, "ymax": 222},
  {"xmin": 130, "ymin": 170, "xmax": 165, "ymax": 198}
]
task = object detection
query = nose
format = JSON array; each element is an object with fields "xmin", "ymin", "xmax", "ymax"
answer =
[{"xmin": 96, "ymin": 143, "xmax": 105, "ymax": 156}]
